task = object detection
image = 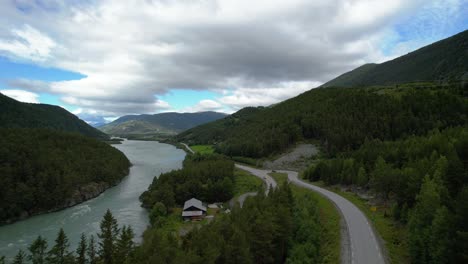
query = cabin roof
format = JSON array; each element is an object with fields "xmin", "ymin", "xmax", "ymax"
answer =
[{"xmin": 183, "ymin": 198, "xmax": 207, "ymax": 212}]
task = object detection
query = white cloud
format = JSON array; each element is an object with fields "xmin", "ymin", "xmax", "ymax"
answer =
[
  {"xmin": 0, "ymin": 25, "xmax": 56, "ymax": 62},
  {"xmin": 182, "ymin": 99, "xmax": 224, "ymax": 113},
  {"xmin": 0, "ymin": 89, "xmax": 40, "ymax": 103},
  {"xmin": 219, "ymin": 81, "xmax": 320, "ymax": 111},
  {"xmin": 0, "ymin": 0, "xmax": 460, "ymax": 121}
]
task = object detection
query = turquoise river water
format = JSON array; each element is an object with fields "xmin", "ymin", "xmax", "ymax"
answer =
[{"xmin": 0, "ymin": 140, "xmax": 185, "ymax": 259}]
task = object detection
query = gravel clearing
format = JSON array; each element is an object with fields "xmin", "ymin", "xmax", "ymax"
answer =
[{"xmin": 263, "ymin": 144, "xmax": 319, "ymax": 170}]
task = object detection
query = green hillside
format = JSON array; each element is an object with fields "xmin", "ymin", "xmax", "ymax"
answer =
[
  {"xmin": 0, "ymin": 93, "xmax": 108, "ymax": 139},
  {"xmin": 176, "ymin": 83, "xmax": 467, "ymax": 158},
  {"xmin": 100, "ymin": 111, "xmax": 227, "ymax": 136},
  {"xmin": 0, "ymin": 128, "xmax": 130, "ymax": 224},
  {"xmin": 323, "ymin": 30, "xmax": 468, "ymax": 87},
  {"xmin": 0, "ymin": 94, "xmax": 131, "ymax": 223},
  {"xmin": 174, "ymin": 31, "xmax": 468, "ymax": 264}
]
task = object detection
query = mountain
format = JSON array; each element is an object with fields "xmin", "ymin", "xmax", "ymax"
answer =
[
  {"xmin": 176, "ymin": 83, "xmax": 467, "ymax": 158},
  {"xmin": 177, "ymin": 32, "xmax": 468, "ymax": 158},
  {"xmin": 322, "ymin": 30, "xmax": 468, "ymax": 87},
  {"xmin": 0, "ymin": 93, "xmax": 108, "ymax": 139},
  {"xmin": 99, "ymin": 111, "xmax": 227, "ymax": 136},
  {"xmin": 0, "ymin": 128, "xmax": 130, "ymax": 224}
]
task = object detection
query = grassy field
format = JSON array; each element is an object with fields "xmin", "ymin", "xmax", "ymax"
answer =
[
  {"xmin": 233, "ymin": 168, "xmax": 263, "ymax": 196},
  {"xmin": 190, "ymin": 145, "xmax": 215, "ymax": 154},
  {"xmin": 311, "ymin": 181, "xmax": 410, "ymax": 264},
  {"xmin": 269, "ymin": 172, "xmax": 288, "ymax": 186},
  {"xmin": 270, "ymin": 173, "xmax": 341, "ymax": 264}
]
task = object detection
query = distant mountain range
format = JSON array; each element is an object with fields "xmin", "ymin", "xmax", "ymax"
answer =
[
  {"xmin": 0, "ymin": 93, "xmax": 108, "ymax": 139},
  {"xmin": 322, "ymin": 29, "xmax": 467, "ymax": 87},
  {"xmin": 99, "ymin": 111, "xmax": 227, "ymax": 136}
]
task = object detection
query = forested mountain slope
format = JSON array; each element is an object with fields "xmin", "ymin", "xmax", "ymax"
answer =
[
  {"xmin": 99, "ymin": 111, "xmax": 226, "ymax": 136},
  {"xmin": 322, "ymin": 30, "xmax": 467, "ymax": 87},
  {"xmin": 177, "ymin": 83, "xmax": 467, "ymax": 158},
  {"xmin": 0, "ymin": 93, "xmax": 107, "ymax": 139},
  {"xmin": 0, "ymin": 128, "xmax": 130, "ymax": 224},
  {"xmin": 0, "ymin": 94, "xmax": 131, "ymax": 224}
]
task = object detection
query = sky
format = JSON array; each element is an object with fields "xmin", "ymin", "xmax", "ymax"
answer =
[{"xmin": 0, "ymin": 0, "xmax": 466, "ymax": 125}]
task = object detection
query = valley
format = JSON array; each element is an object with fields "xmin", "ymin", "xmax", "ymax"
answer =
[{"xmin": 0, "ymin": 10, "xmax": 466, "ymax": 263}]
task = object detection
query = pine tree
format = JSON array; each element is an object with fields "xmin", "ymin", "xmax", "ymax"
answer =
[
  {"xmin": 429, "ymin": 206, "xmax": 452, "ymax": 264},
  {"xmin": 76, "ymin": 233, "xmax": 87, "ymax": 264},
  {"xmin": 115, "ymin": 226, "xmax": 135, "ymax": 264},
  {"xmin": 223, "ymin": 227, "xmax": 252, "ymax": 264},
  {"xmin": 13, "ymin": 250, "xmax": 26, "ymax": 264},
  {"xmin": 357, "ymin": 167, "xmax": 367, "ymax": 186},
  {"xmin": 47, "ymin": 228, "xmax": 73, "ymax": 264},
  {"xmin": 28, "ymin": 235, "xmax": 48, "ymax": 264},
  {"xmin": 408, "ymin": 176, "xmax": 441, "ymax": 264},
  {"xmin": 87, "ymin": 235, "xmax": 97, "ymax": 264},
  {"xmin": 98, "ymin": 210, "xmax": 119, "ymax": 264}
]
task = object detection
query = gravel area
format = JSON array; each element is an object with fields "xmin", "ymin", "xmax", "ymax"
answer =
[{"xmin": 263, "ymin": 144, "xmax": 318, "ymax": 170}]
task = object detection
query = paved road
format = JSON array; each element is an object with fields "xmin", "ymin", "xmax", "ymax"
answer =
[
  {"xmin": 181, "ymin": 143, "xmax": 195, "ymax": 154},
  {"xmin": 228, "ymin": 165, "xmax": 278, "ymax": 209},
  {"xmin": 235, "ymin": 164, "xmax": 277, "ymax": 194},
  {"xmin": 237, "ymin": 164, "xmax": 386, "ymax": 264},
  {"xmin": 229, "ymin": 192, "xmax": 257, "ymax": 208}
]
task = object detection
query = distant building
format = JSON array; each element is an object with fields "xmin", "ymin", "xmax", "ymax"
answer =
[{"xmin": 182, "ymin": 198, "xmax": 207, "ymax": 221}]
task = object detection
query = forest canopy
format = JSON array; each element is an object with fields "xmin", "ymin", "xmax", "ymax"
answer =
[
  {"xmin": 0, "ymin": 128, "xmax": 130, "ymax": 223},
  {"xmin": 140, "ymin": 153, "xmax": 235, "ymax": 209},
  {"xmin": 177, "ymin": 83, "xmax": 467, "ymax": 158}
]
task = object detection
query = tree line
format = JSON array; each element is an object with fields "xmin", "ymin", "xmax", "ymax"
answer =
[
  {"xmin": 0, "ymin": 128, "xmax": 131, "ymax": 223},
  {"xmin": 0, "ymin": 93, "xmax": 107, "ymax": 139},
  {"xmin": 303, "ymin": 127, "xmax": 468, "ymax": 263},
  {"xmin": 177, "ymin": 84, "xmax": 467, "ymax": 158},
  {"xmin": 2, "ymin": 186, "xmax": 331, "ymax": 264},
  {"xmin": 139, "ymin": 153, "xmax": 235, "ymax": 210},
  {"xmin": 135, "ymin": 184, "xmax": 329, "ymax": 264},
  {"xmin": 1, "ymin": 210, "xmax": 133, "ymax": 264}
]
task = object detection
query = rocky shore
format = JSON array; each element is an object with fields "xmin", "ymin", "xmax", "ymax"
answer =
[{"xmin": 1, "ymin": 181, "xmax": 118, "ymax": 225}]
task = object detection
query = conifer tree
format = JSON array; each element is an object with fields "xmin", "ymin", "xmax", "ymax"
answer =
[
  {"xmin": 98, "ymin": 210, "xmax": 119, "ymax": 264},
  {"xmin": 115, "ymin": 226, "xmax": 135, "ymax": 264},
  {"xmin": 87, "ymin": 235, "xmax": 97, "ymax": 264},
  {"xmin": 28, "ymin": 235, "xmax": 48, "ymax": 264},
  {"xmin": 47, "ymin": 228, "xmax": 73, "ymax": 264},
  {"xmin": 76, "ymin": 233, "xmax": 87, "ymax": 264},
  {"xmin": 223, "ymin": 227, "xmax": 252, "ymax": 264},
  {"xmin": 408, "ymin": 176, "xmax": 441, "ymax": 264},
  {"xmin": 13, "ymin": 250, "xmax": 26, "ymax": 264}
]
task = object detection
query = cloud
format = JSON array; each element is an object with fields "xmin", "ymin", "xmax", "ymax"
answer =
[
  {"xmin": 0, "ymin": 89, "xmax": 40, "ymax": 103},
  {"xmin": 219, "ymin": 81, "xmax": 320, "ymax": 111},
  {"xmin": 0, "ymin": 0, "xmax": 462, "ymax": 120},
  {"xmin": 0, "ymin": 24, "xmax": 56, "ymax": 62},
  {"xmin": 6, "ymin": 79, "xmax": 51, "ymax": 92},
  {"xmin": 182, "ymin": 99, "xmax": 224, "ymax": 113}
]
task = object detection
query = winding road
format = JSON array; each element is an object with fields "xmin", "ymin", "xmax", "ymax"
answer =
[
  {"xmin": 183, "ymin": 143, "xmax": 386, "ymax": 264},
  {"xmin": 237, "ymin": 165, "xmax": 387, "ymax": 264}
]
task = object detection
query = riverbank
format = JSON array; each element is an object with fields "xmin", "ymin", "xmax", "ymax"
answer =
[
  {"xmin": 1, "ymin": 179, "xmax": 126, "ymax": 226},
  {"xmin": 0, "ymin": 140, "xmax": 185, "ymax": 259}
]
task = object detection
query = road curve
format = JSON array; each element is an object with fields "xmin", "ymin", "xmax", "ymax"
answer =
[
  {"xmin": 181, "ymin": 143, "xmax": 195, "ymax": 154},
  {"xmin": 235, "ymin": 164, "xmax": 277, "ymax": 194},
  {"xmin": 229, "ymin": 192, "xmax": 257, "ymax": 208},
  {"xmin": 237, "ymin": 163, "xmax": 386, "ymax": 264},
  {"xmin": 283, "ymin": 170, "xmax": 386, "ymax": 264}
]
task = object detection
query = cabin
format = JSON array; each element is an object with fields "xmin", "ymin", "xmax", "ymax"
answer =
[{"xmin": 182, "ymin": 198, "xmax": 207, "ymax": 221}]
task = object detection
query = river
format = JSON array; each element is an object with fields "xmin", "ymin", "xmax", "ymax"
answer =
[{"xmin": 0, "ymin": 140, "xmax": 185, "ymax": 259}]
